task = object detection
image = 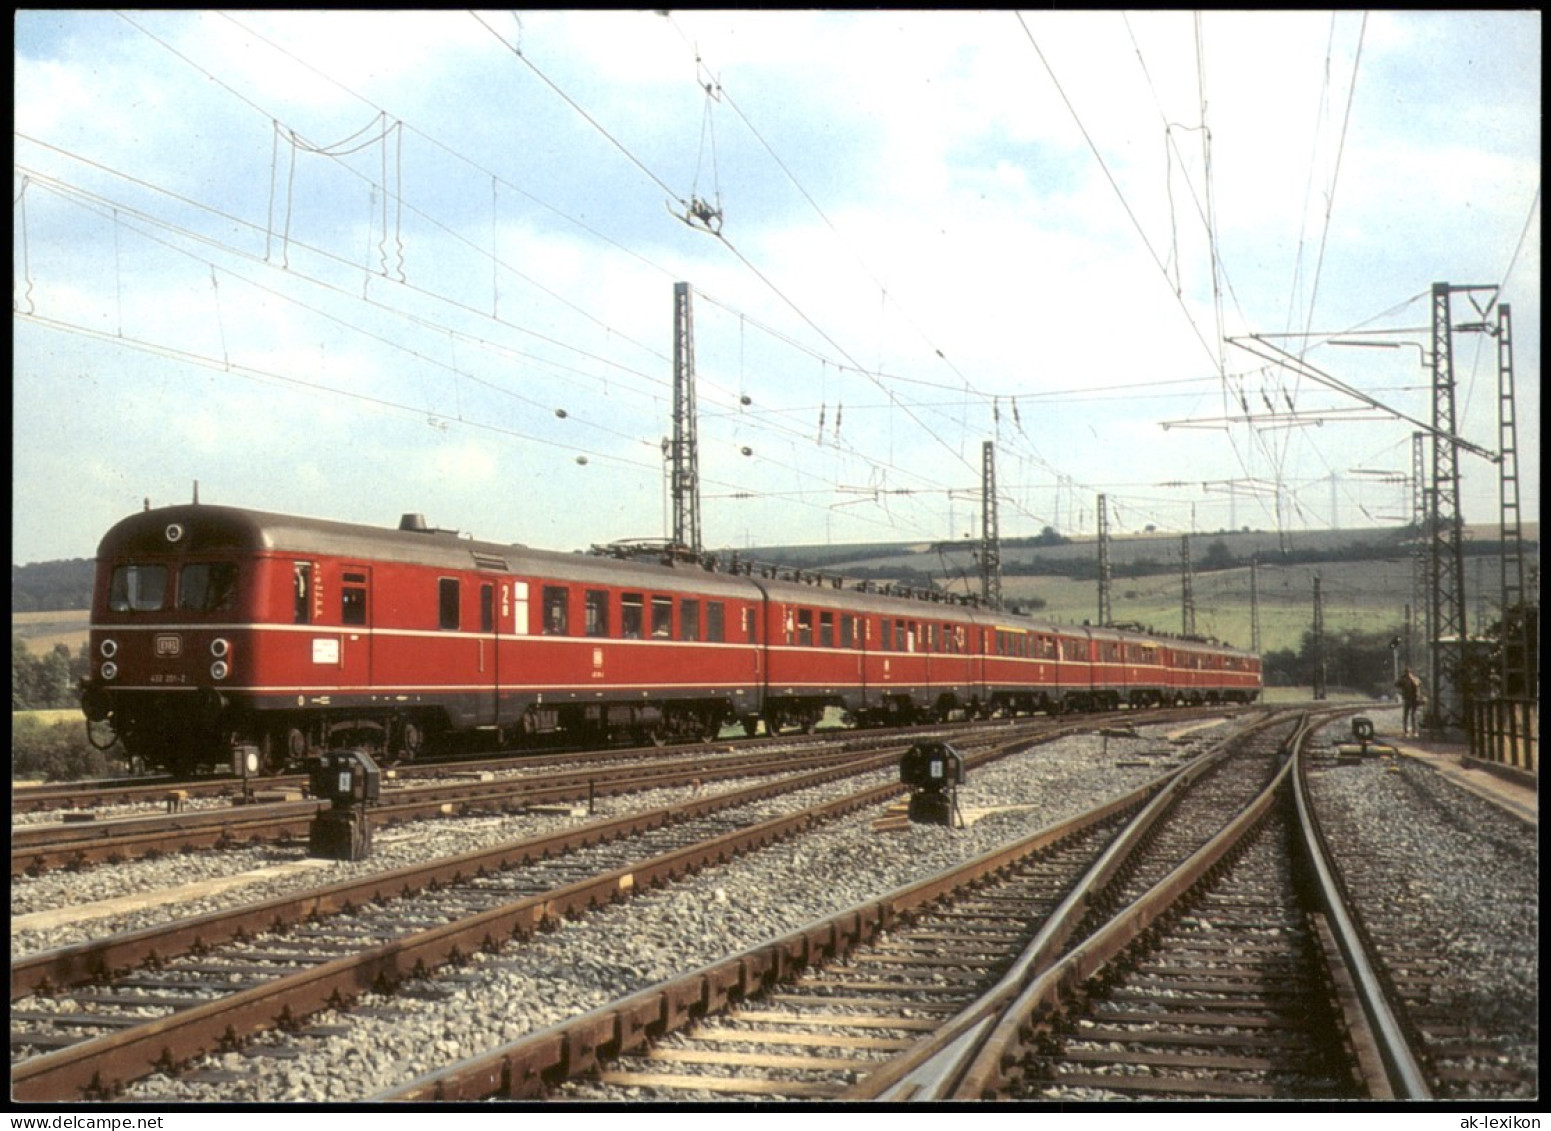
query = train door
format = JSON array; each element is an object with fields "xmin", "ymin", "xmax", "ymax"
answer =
[
  {"xmin": 478, "ymin": 575, "xmax": 502, "ymax": 727},
  {"xmin": 337, "ymin": 565, "xmax": 372, "ymax": 689}
]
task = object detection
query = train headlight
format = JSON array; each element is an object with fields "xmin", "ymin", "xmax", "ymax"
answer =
[
  {"xmin": 211, "ymin": 660, "xmax": 230, "ymax": 680},
  {"xmin": 100, "ymin": 639, "xmax": 118, "ymax": 658},
  {"xmin": 101, "ymin": 661, "xmax": 119, "ymax": 680},
  {"xmin": 211, "ymin": 638, "xmax": 230, "ymax": 658}
]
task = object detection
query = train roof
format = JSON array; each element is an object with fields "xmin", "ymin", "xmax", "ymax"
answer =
[{"xmin": 97, "ymin": 505, "xmax": 762, "ymax": 599}]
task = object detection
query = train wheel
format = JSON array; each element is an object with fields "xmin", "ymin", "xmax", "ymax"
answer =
[
  {"xmin": 742, "ymin": 715, "xmax": 761, "ymax": 737},
  {"xmin": 401, "ymin": 720, "xmax": 425, "ymax": 762},
  {"xmin": 258, "ymin": 732, "xmax": 287, "ymax": 775}
]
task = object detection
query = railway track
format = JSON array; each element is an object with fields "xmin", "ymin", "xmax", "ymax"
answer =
[
  {"xmin": 13, "ymin": 723, "xmax": 1079, "ymax": 1101},
  {"xmin": 23, "ymin": 706, "xmax": 1521, "ymax": 1103},
  {"xmin": 12, "ymin": 711, "xmax": 1240, "ymax": 877},
  {"xmin": 1300, "ymin": 728, "xmax": 1538, "ymax": 1099},
  {"xmin": 10, "ymin": 742, "xmax": 878, "ymax": 877},
  {"xmin": 13, "ymin": 708, "xmax": 1249, "ymax": 818},
  {"xmin": 364, "ymin": 710, "xmax": 1306, "ymax": 1100},
  {"xmin": 371, "ymin": 707, "xmax": 1477, "ymax": 1103}
]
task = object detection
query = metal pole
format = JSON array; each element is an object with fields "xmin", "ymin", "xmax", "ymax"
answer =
[{"xmin": 671, "ymin": 282, "xmax": 701, "ymax": 554}]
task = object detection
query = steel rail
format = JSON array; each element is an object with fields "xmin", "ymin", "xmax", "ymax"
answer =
[
  {"xmin": 10, "ymin": 743, "xmax": 917, "ymax": 1000},
  {"xmin": 847, "ymin": 709, "xmax": 1298, "ymax": 1100},
  {"xmin": 936, "ymin": 730, "xmax": 1300, "ymax": 1098},
  {"xmin": 14, "ymin": 707, "xmax": 1248, "ymax": 817},
  {"xmin": 9, "ymin": 742, "xmax": 898, "ymax": 876},
  {"xmin": 371, "ymin": 768, "xmax": 1179, "ymax": 1102},
  {"xmin": 372, "ymin": 712, "xmax": 1276, "ymax": 1102},
  {"xmin": 12, "ymin": 726, "xmax": 1073, "ymax": 1100},
  {"xmin": 1293, "ymin": 728, "xmax": 1433, "ymax": 1099}
]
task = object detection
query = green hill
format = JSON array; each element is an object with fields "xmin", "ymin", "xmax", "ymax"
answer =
[{"xmin": 731, "ymin": 523, "xmax": 1539, "ymax": 657}]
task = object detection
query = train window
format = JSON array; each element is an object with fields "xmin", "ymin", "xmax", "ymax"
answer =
[
  {"xmin": 681, "ymin": 599, "xmax": 700, "ymax": 642},
  {"xmin": 543, "ymin": 586, "xmax": 569, "ymax": 635},
  {"xmin": 840, "ymin": 614, "xmax": 855, "ymax": 648},
  {"xmin": 342, "ymin": 582, "xmax": 367, "ymax": 627},
  {"xmin": 706, "ymin": 601, "xmax": 725, "ymax": 643},
  {"xmin": 881, "ymin": 619, "xmax": 893, "ymax": 651},
  {"xmin": 178, "ymin": 562, "xmax": 238, "ymax": 613},
  {"xmin": 293, "ymin": 563, "xmax": 312, "ymax": 624},
  {"xmin": 621, "ymin": 594, "xmax": 644, "ymax": 639},
  {"xmin": 741, "ymin": 606, "xmax": 755, "ymax": 643},
  {"xmin": 585, "ymin": 590, "xmax": 609, "ymax": 637},
  {"xmin": 439, "ymin": 578, "xmax": 461, "ymax": 631},
  {"xmin": 796, "ymin": 608, "xmax": 814, "ymax": 647},
  {"xmin": 108, "ymin": 564, "xmax": 168, "ymax": 613},
  {"xmin": 651, "ymin": 596, "xmax": 673, "ymax": 638},
  {"xmin": 819, "ymin": 611, "xmax": 834, "ymax": 648},
  {"xmin": 480, "ymin": 584, "xmax": 494, "ymax": 633},
  {"xmin": 512, "ymin": 581, "xmax": 530, "ymax": 636}
]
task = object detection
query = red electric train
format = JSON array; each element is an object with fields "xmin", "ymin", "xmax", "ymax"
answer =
[{"xmin": 79, "ymin": 504, "xmax": 1261, "ymax": 775}]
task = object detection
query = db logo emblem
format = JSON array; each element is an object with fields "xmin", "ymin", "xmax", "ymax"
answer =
[{"xmin": 155, "ymin": 635, "xmax": 183, "ymax": 657}]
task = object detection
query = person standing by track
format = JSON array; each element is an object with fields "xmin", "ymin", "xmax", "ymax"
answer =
[{"xmin": 1396, "ymin": 666, "xmax": 1423, "ymax": 737}]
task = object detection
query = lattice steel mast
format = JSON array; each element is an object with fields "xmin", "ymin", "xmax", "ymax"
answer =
[
  {"xmin": 1426, "ymin": 282, "xmax": 1495, "ymax": 733},
  {"xmin": 1180, "ymin": 534, "xmax": 1196, "ymax": 637},
  {"xmin": 1312, "ymin": 574, "xmax": 1327, "ymax": 700},
  {"xmin": 1495, "ymin": 303, "xmax": 1532, "ymax": 695},
  {"xmin": 1411, "ymin": 431, "xmax": 1427, "ymax": 675},
  {"xmin": 1097, "ymin": 493, "xmax": 1112, "ymax": 627},
  {"xmin": 980, "ymin": 441, "xmax": 1001, "ymax": 609},
  {"xmin": 669, "ymin": 281, "xmax": 701, "ymax": 554},
  {"xmin": 1249, "ymin": 555, "xmax": 1261, "ymax": 655}
]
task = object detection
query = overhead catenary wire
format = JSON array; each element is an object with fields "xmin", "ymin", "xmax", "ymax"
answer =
[
  {"xmin": 114, "ymin": 11, "xmax": 1230, "ymax": 537},
  {"xmin": 203, "ymin": 11, "xmax": 1027, "ymax": 520},
  {"xmin": 18, "ymin": 12, "xmax": 1532, "ymax": 551}
]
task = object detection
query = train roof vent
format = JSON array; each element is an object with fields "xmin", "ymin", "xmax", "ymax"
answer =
[
  {"xmin": 472, "ymin": 552, "xmax": 509, "ymax": 571},
  {"xmin": 399, "ymin": 513, "xmax": 429, "ymax": 532}
]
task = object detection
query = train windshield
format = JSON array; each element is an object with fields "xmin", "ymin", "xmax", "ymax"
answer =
[
  {"xmin": 178, "ymin": 562, "xmax": 239, "ymax": 613},
  {"xmin": 108, "ymin": 564, "xmax": 169, "ymax": 612}
]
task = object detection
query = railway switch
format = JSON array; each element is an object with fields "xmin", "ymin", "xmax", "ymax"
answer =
[
  {"xmin": 307, "ymin": 749, "xmax": 381, "ymax": 861},
  {"xmin": 899, "ymin": 741, "xmax": 965, "ymax": 828}
]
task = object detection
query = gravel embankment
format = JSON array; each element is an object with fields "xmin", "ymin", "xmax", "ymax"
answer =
[
  {"xmin": 1305, "ymin": 709, "xmax": 1538, "ymax": 1097},
  {"xmin": 89, "ymin": 723, "xmax": 1205, "ymax": 1102}
]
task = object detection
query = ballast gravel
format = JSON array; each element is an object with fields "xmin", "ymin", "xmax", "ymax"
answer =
[
  {"xmin": 80, "ymin": 723, "xmax": 1204, "ymax": 1103},
  {"xmin": 1304, "ymin": 709, "xmax": 1538, "ymax": 1096}
]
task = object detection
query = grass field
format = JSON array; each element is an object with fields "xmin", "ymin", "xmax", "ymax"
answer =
[
  {"xmin": 13, "ymin": 708, "xmax": 84, "ymax": 725},
  {"xmin": 12, "ymin": 609, "xmax": 90, "ymax": 657},
  {"xmin": 997, "ymin": 555, "xmax": 1427, "ymax": 655}
]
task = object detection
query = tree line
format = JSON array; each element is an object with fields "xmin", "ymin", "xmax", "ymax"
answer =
[
  {"xmin": 12, "ymin": 637, "xmax": 90, "ymax": 710},
  {"xmin": 11, "ymin": 558, "xmax": 95, "ymax": 612}
]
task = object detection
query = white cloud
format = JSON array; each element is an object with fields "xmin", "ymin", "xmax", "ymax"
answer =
[{"xmin": 11, "ymin": 10, "xmax": 1540, "ymax": 565}]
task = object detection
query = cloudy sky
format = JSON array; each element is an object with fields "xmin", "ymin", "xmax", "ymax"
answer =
[{"xmin": 13, "ymin": 10, "xmax": 1540, "ymax": 566}]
